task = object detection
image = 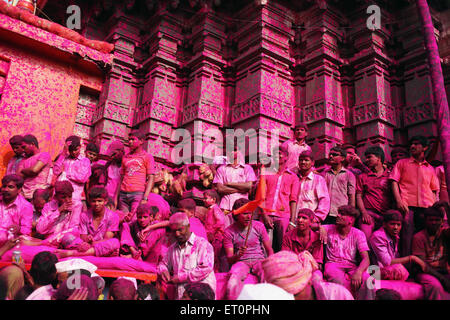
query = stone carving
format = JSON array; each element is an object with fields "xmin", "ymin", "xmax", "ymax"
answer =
[
  {"xmin": 404, "ymin": 102, "xmax": 435, "ymax": 126},
  {"xmin": 303, "ymin": 100, "xmax": 345, "ymax": 126},
  {"xmin": 232, "ymin": 93, "xmax": 292, "ymax": 124},
  {"xmin": 352, "ymin": 101, "xmax": 397, "ymax": 126},
  {"xmin": 182, "ymin": 98, "xmax": 224, "ymax": 125}
]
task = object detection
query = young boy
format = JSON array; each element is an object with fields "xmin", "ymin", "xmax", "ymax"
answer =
[
  {"xmin": 120, "ymin": 204, "xmax": 166, "ymax": 264},
  {"xmin": 224, "ymin": 198, "xmax": 273, "ymax": 300},
  {"xmin": 178, "ymin": 198, "xmax": 208, "ymax": 240},
  {"xmin": 119, "ymin": 130, "xmax": 156, "ymax": 222},
  {"xmin": 6, "ymin": 135, "xmax": 24, "ymax": 175},
  {"xmin": 31, "ymin": 189, "xmax": 52, "ymax": 239},
  {"xmin": 56, "ymin": 186, "xmax": 120, "ymax": 258},
  {"xmin": 85, "ymin": 143, "xmax": 100, "ymax": 164},
  {"xmin": 203, "ymin": 189, "xmax": 226, "ymax": 272},
  {"xmin": 281, "ymin": 122, "xmax": 312, "ymax": 170}
]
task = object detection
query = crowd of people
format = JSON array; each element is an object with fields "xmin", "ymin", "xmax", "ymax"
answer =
[{"xmin": 0, "ymin": 122, "xmax": 449, "ymax": 300}]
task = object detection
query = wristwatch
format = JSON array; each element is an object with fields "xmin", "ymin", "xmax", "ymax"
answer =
[{"xmin": 289, "ymin": 221, "xmax": 297, "ymax": 227}]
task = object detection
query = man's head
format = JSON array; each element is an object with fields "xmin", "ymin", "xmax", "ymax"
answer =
[
  {"xmin": 298, "ymin": 151, "xmax": 314, "ymax": 173},
  {"xmin": 424, "ymin": 207, "xmax": 444, "ymax": 235},
  {"xmin": 108, "ymin": 278, "xmax": 137, "ymax": 300},
  {"xmin": 328, "ymin": 146, "xmax": 346, "ymax": 166},
  {"xmin": 29, "ymin": 251, "xmax": 58, "ymax": 287},
  {"xmin": 106, "ymin": 140, "xmax": 125, "ymax": 163},
  {"xmin": 382, "ymin": 210, "xmax": 403, "ymax": 238},
  {"xmin": 391, "ymin": 145, "xmax": 408, "ymax": 164},
  {"xmin": 128, "ymin": 130, "xmax": 145, "ymax": 151},
  {"xmin": 54, "ymin": 181, "xmax": 74, "ymax": 206},
  {"xmin": 296, "ymin": 208, "xmax": 315, "ymax": 232},
  {"xmin": 293, "ymin": 123, "xmax": 308, "ymax": 141},
  {"xmin": 232, "ymin": 198, "xmax": 252, "ymax": 227},
  {"xmin": 1, "ymin": 174, "xmax": 24, "ymax": 204},
  {"xmin": 85, "ymin": 142, "xmax": 99, "ymax": 163},
  {"xmin": 342, "ymin": 144, "xmax": 357, "ymax": 164},
  {"xmin": 9, "ymin": 135, "xmax": 24, "ymax": 157},
  {"xmin": 336, "ymin": 205, "xmax": 359, "ymax": 228},
  {"xmin": 262, "ymin": 250, "xmax": 318, "ymax": 299},
  {"xmin": 181, "ymin": 283, "xmax": 215, "ymax": 300},
  {"xmin": 203, "ymin": 189, "xmax": 220, "ymax": 208},
  {"xmin": 375, "ymin": 288, "xmax": 402, "ymax": 300},
  {"xmin": 272, "ymin": 145, "xmax": 289, "ymax": 169},
  {"xmin": 409, "ymin": 136, "xmax": 429, "ymax": 158},
  {"xmin": 22, "ymin": 134, "xmax": 39, "ymax": 157},
  {"xmin": 364, "ymin": 146, "xmax": 385, "ymax": 168},
  {"xmin": 65, "ymin": 136, "xmax": 82, "ymax": 159},
  {"xmin": 137, "ymin": 283, "xmax": 159, "ymax": 300},
  {"xmin": 32, "ymin": 189, "xmax": 52, "ymax": 213},
  {"xmin": 136, "ymin": 204, "xmax": 159, "ymax": 228},
  {"xmin": 88, "ymin": 187, "xmax": 108, "ymax": 215},
  {"xmin": 169, "ymin": 212, "xmax": 191, "ymax": 245},
  {"xmin": 53, "ymin": 274, "xmax": 98, "ymax": 300},
  {"xmin": 178, "ymin": 198, "xmax": 196, "ymax": 217}
]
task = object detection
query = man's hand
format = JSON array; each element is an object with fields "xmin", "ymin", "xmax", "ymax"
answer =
[
  {"xmin": 67, "ymin": 287, "xmax": 89, "ymax": 300},
  {"xmin": 412, "ymin": 255, "xmax": 428, "ymax": 273},
  {"xmin": 237, "ymin": 246, "xmax": 247, "ymax": 259},
  {"xmin": 130, "ymin": 247, "xmax": 142, "ymax": 260},
  {"xmin": 318, "ymin": 226, "xmax": 327, "ymax": 244},
  {"xmin": 397, "ymin": 200, "xmax": 409, "ymax": 216},
  {"xmin": 140, "ymin": 198, "xmax": 148, "ymax": 205},
  {"xmin": 351, "ymin": 270, "xmax": 363, "ymax": 290},
  {"xmin": 78, "ymin": 242, "xmax": 92, "ymax": 253},
  {"xmin": 124, "ymin": 211, "xmax": 134, "ymax": 222},
  {"xmin": 361, "ymin": 211, "xmax": 373, "ymax": 225},
  {"xmin": 138, "ymin": 231, "xmax": 148, "ymax": 243},
  {"xmin": 160, "ymin": 270, "xmax": 171, "ymax": 283},
  {"xmin": 59, "ymin": 201, "xmax": 73, "ymax": 213},
  {"xmin": 262, "ymin": 214, "xmax": 274, "ymax": 229},
  {"xmin": 62, "ymin": 141, "xmax": 71, "ymax": 157},
  {"xmin": 170, "ymin": 275, "xmax": 181, "ymax": 284}
]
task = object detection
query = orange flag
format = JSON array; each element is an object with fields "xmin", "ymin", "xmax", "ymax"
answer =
[{"xmin": 232, "ymin": 166, "xmax": 266, "ymax": 215}]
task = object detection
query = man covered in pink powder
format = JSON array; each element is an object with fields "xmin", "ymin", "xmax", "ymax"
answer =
[
  {"xmin": 53, "ymin": 135, "xmax": 91, "ymax": 227},
  {"xmin": 260, "ymin": 145, "xmax": 300, "ymax": 252},
  {"xmin": 17, "ymin": 134, "xmax": 52, "ymax": 201},
  {"xmin": 213, "ymin": 150, "xmax": 256, "ymax": 227},
  {"xmin": 224, "ymin": 198, "xmax": 273, "ymax": 300},
  {"xmin": 281, "ymin": 123, "xmax": 312, "ymax": 171},
  {"xmin": 118, "ymin": 130, "xmax": 156, "ymax": 222},
  {"xmin": 56, "ymin": 186, "xmax": 120, "ymax": 258},
  {"xmin": 6, "ymin": 135, "xmax": 24, "ymax": 176},
  {"xmin": 120, "ymin": 203, "xmax": 166, "ymax": 264},
  {"xmin": 322, "ymin": 205, "xmax": 370, "ymax": 298},
  {"xmin": 104, "ymin": 140, "xmax": 125, "ymax": 206},
  {"xmin": 0, "ymin": 174, "xmax": 33, "ymax": 244},
  {"xmin": 157, "ymin": 212, "xmax": 216, "ymax": 300}
]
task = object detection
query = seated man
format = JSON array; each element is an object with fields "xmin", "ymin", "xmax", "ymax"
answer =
[
  {"xmin": 157, "ymin": 212, "xmax": 216, "ymax": 300},
  {"xmin": 223, "ymin": 198, "xmax": 273, "ymax": 300},
  {"xmin": 323, "ymin": 205, "xmax": 370, "ymax": 298},
  {"xmin": 412, "ymin": 207, "xmax": 450, "ymax": 300},
  {"xmin": 56, "ymin": 186, "xmax": 120, "ymax": 258},
  {"xmin": 0, "ymin": 174, "xmax": 33, "ymax": 244},
  {"xmin": 282, "ymin": 208, "xmax": 325, "ymax": 270},
  {"xmin": 120, "ymin": 203, "xmax": 166, "ymax": 264},
  {"xmin": 31, "ymin": 189, "xmax": 51, "ymax": 239}
]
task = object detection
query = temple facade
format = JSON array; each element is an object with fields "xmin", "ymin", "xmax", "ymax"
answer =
[{"xmin": 0, "ymin": 0, "xmax": 449, "ymax": 174}]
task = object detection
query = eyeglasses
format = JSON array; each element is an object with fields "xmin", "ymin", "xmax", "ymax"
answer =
[{"xmin": 329, "ymin": 152, "xmax": 341, "ymax": 157}]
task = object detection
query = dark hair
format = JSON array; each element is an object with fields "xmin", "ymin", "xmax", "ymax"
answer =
[
  {"xmin": 365, "ymin": 146, "xmax": 385, "ymax": 163},
  {"xmin": 232, "ymin": 198, "xmax": 251, "ymax": 211},
  {"xmin": 298, "ymin": 150, "xmax": 314, "ymax": 161},
  {"xmin": 66, "ymin": 135, "xmax": 81, "ymax": 151},
  {"xmin": 9, "ymin": 135, "xmax": 24, "ymax": 146},
  {"xmin": 337, "ymin": 205, "xmax": 360, "ymax": 219},
  {"xmin": 29, "ymin": 251, "xmax": 58, "ymax": 286},
  {"xmin": 14, "ymin": 285, "xmax": 34, "ymax": 300},
  {"xmin": 204, "ymin": 190, "xmax": 220, "ymax": 204},
  {"xmin": 88, "ymin": 186, "xmax": 108, "ymax": 200},
  {"xmin": 342, "ymin": 143, "xmax": 356, "ymax": 151},
  {"xmin": 136, "ymin": 204, "xmax": 159, "ymax": 217},
  {"xmin": 297, "ymin": 208, "xmax": 315, "ymax": 219},
  {"xmin": 22, "ymin": 134, "xmax": 39, "ymax": 148},
  {"xmin": 294, "ymin": 123, "xmax": 308, "ymax": 132},
  {"xmin": 424, "ymin": 207, "xmax": 444, "ymax": 219},
  {"xmin": 431, "ymin": 201, "xmax": 450, "ymax": 217},
  {"xmin": 375, "ymin": 288, "xmax": 402, "ymax": 300},
  {"xmin": 178, "ymin": 198, "xmax": 196, "ymax": 212},
  {"xmin": 184, "ymin": 283, "xmax": 215, "ymax": 300},
  {"xmin": 137, "ymin": 283, "xmax": 159, "ymax": 300},
  {"xmin": 54, "ymin": 181, "xmax": 74, "ymax": 196},
  {"xmin": 32, "ymin": 188, "xmax": 52, "ymax": 202},
  {"xmin": 383, "ymin": 210, "xmax": 403, "ymax": 223},
  {"xmin": 409, "ymin": 135, "xmax": 429, "ymax": 147},
  {"xmin": 1, "ymin": 174, "xmax": 24, "ymax": 189},
  {"xmin": 129, "ymin": 130, "xmax": 146, "ymax": 141},
  {"xmin": 330, "ymin": 146, "xmax": 347, "ymax": 158},
  {"xmin": 85, "ymin": 142, "xmax": 99, "ymax": 154},
  {"xmin": 109, "ymin": 278, "xmax": 136, "ymax": 300}
]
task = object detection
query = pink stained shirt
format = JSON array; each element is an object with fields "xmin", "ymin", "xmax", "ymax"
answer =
[
  {"xmin": 17, "ymin": 152, "xmax": 51, "ymax": 199},
  {"xmin": 323, "ymin": 224, "xmax": 370, "ymax": 266},
  {"xmin": 79, "ymin": 208, "xmax": 119, "ymax": 241},
  {"xmin": 0, "ymin": 194, "xmax": 33, "ymax": 243},
  {"xmin": 282, "ymin": 228, "xmax": 324, "ymax": 264},
  {"xmin": 369, "ymin": 227, "xmax": 400, "ymax": 268},
  {"xmin": 204, "ymin": 204, "xmax": 226, "ymax": 239},
  {"xmin": 36, "ymin": 199, "xmax": 80, "ymax": 243},
  {"xmin": 157, "ymin": 232, "xmax": 216, "ymax": 300},
  {"xmin": 6, "ymin": 156, "xmax": 23, "ymax": 175},
  {"xmin": 321, "ymin": 167, "xmax": 356, "ymax": 217},
  {"xmin": 120, "ymin": 150, "xmax": 157, "ymax": 193},
  {"xmin": 295, "ymin": 170, "xmax": 330, "ymax": 222},
  {"xmin": 120, "ymin": 221, "xmax": 166, "ymax": 264},
  {"xmin": 223, "ymin": 220, "xmax": 270, "ymax": 262},
  {"xmin": 356, "ymin": 169, "xmax": 392, "ymax": 213},
  {"xmin": 105, "ymin": 163, "xmax": 121, "ymax": 200},
  {"xmin": 213, "ymin": 163, "xmax": 257, "ymax": 211},
  {"xmin": 53, "ymin": 154, "xmax": 91, "ymax": 201},
  {"xmin": 262, "ymin": 169, "xmax": 300, "ymax": 218},
  {"xmin": 189, "ymin": 216, "xmax": 208, "ymax": 240},
  {"xmin": 281, "ymin": 139, "xmax": 312, "ymax": 170},
  {"xmin": 389, "ymin": 157, "xmax": 439, "ymax": 208},
  {"xmin": 146, "ymin": 193, "xmax": 171, "ymax": 220}
]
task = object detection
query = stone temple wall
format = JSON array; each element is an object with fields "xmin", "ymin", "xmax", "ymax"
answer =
[{"xmin": 1, "ymin": 0, "xmax": 449, "ymax": 172}]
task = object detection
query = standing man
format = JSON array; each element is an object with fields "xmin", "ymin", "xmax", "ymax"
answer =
[
  {"xmin": 342, "ymin": 144, "xmax": 370, "ymax": 176},
  {"xmin": 281, "ymin": 123, "xmax": 312, "ymax": 171},
  {"xmin": 390, "ymin": 135, "xmax": 439, "ymax": 256},
  {"xmin": 6, "ymin": 135, "xmax": 24, "ymax": 175},
  {"xmin": 119, "ymin": 131, "xmax": 156, "ymax": 222},
  {"xmin": 321, "ymin": 146, "xmax": 356, "ymax": 225},
  {"xmin": 157, "ymin": 212, "xmax": 216, "ymax": 300}
]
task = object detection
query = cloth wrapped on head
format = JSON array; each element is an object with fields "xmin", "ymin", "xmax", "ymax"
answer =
[{"xmin": 262, "ymin": 250, "xmax": 318, "ymax": 295}]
